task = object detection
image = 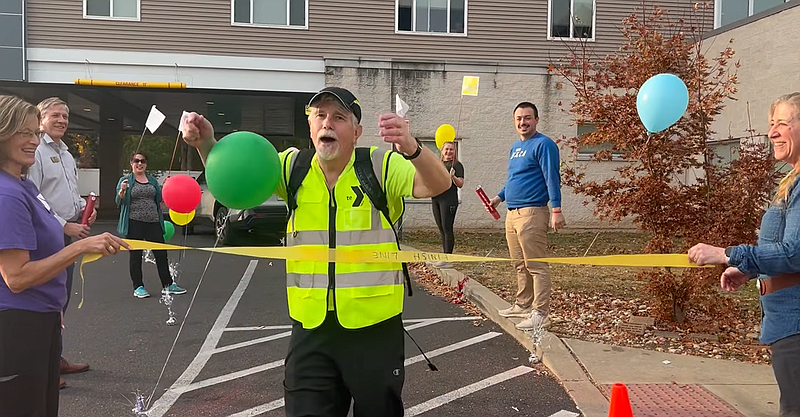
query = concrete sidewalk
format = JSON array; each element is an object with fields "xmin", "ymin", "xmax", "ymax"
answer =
[{"xmin": 420, "ymin": 260, "xmax": 780, "ymax": 417}]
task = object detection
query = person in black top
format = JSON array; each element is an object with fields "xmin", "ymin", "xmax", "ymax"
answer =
[{"xmin": 432, "ymin": 141, "xmax": 464, "ymax": 258}]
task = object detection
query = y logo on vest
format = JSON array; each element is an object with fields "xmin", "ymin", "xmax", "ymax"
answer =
[{"xmin": 350, "ymin": 185, "xmax": 364, "ymax": 207}]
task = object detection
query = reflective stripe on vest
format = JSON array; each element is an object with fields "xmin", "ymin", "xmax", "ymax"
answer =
[{"xmin": 285, "ymin": 147, "xmax": 404, "ymax": 330}]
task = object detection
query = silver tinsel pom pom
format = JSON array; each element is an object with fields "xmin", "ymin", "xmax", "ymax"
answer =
[
  {"xmin": 169, "ymin": 262, "xmax": 180, "ymax": 282},
  {"xmin": 524, "ymin": 319, "xmax": 546, "ymax": 364},
  {"xmin": 142, "ymin": 249, "xmax": 155, "ymax": 265},
  {"xmin": 159, "ymin": 294, "xmax": 178, "ymax": 326},
  {"xmin": 132, "ymin": 392, "xmax": 147, "ymax": 416}
]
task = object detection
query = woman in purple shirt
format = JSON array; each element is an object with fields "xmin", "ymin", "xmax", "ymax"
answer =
[{"xmin": 0, "ymin": 95, "xmax": 129, "ymax": 417}]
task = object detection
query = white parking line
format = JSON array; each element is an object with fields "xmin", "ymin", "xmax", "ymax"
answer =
[
  {"xmin": 227, "ymin": 398, "xmax": 285, "ymax": 417},
  {"xmin": 549, "ymin": 410, "xmax": 580, "ymax": 417},
  {"xmin": 184, "ymin": 358, "xmax": 285, "ymax": 394},
  {"xmin": 404, "ymin": 332, "xmax": 502, "ymax": 366},
  {"xmin": 404, "ymin": 366, "xmax": 535, "ymax": 416},
  {"xmin": 212, "ymin": 331, "xmax": 292, "ymax": 354},
  {"xmin": 223, "ymin": 316, "xmax": 482, "ymax": 332},
  {"xmin": 147, "ymin": 260, "xmax": 492, "ymax": 417},
  {"xmin": 184, "ymin": 331, "xmax": 501, "ymax": 397},
  {"xmin": 224, "ymin": 325, "xmax": 292, "ymax": 332},
  {"xmin": 160, "ymin": 321, "xmax": 494, "ymax": 400},
  {"xmin": 148, "ymin": 260, "xmax": 259, "ymax": 417},
  {"xmin": 224, "ymin": 331, "xmax": 505, "ymax": 416}
]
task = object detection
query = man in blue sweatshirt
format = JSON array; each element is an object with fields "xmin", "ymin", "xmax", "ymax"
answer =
[{"xmin": 488, "ymin": 102, "xmax": 566, "ymax": 330}]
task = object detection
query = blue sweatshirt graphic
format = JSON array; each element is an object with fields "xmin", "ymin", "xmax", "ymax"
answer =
[{"xmin": 497, "ymin": 133, "xmax": 561, "ymax": 209}]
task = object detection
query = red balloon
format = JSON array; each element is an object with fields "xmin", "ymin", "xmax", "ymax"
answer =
[{"xmin": 161, "ymin": 174, "xmax": 201, "ymax": 214}]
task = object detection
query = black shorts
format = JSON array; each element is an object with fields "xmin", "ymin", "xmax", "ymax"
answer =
[{"xmin": 284, "ymin": 312, "xmax": 405, "ymax": 417}]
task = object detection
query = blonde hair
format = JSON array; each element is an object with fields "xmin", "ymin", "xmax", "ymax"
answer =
[
  {"xmin": 37, "ymin": 96, "xmax": 69, "ymax": 117},
  {"xmin": 0, "ymin": 95, "xmax": 40, "ymax": 175},
  {"xmin": 440, "ymin": 141, "xmax": 458, "ymax": 163},
  {"xmin": 772, "ymin": 92, "xmax": 800, "ymax": 205}
]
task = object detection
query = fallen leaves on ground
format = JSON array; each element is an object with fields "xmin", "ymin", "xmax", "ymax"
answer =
[
  {"xmin": 408, "ymin": 264, "xmax": 484, "ymax": 321},
  {"xmin": 402, "ymin": 229, "xmax": 769, "ymax": 365},
  {"xmin": 548, "ymin": 291, "xmax": 770, "ymax": 364}
]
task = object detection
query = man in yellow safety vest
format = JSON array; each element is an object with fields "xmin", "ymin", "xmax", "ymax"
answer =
[{"xmin": 181, "ymin": 86, "xmax": 452, "ymax": 417}]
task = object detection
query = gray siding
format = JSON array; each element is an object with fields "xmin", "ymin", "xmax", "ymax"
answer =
[{"xmin": 26, "ymin": 0, "xmax": 712, "ymax": 66}]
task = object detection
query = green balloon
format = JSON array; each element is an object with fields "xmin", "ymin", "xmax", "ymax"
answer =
[
  {"xmin": 205, "ymin": 131, "xmax": 281, "ymax": 210},
  {"xmin": 163, "ymin": 221, "xmax": 175, "ymax": 242}
]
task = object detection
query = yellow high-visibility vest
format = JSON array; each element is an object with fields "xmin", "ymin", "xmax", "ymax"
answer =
[{"xmin": 283, "ymin": 147, "xmax": 405, "ymax": 329}]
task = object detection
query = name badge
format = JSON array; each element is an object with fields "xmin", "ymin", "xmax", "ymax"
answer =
[
  {"xmin": 50, "ymin": 156, "xmax": 60, "ymax": 163},
  {"xmin": 36, "ymin": 193, "xmax": 52, "ymax": 211}
]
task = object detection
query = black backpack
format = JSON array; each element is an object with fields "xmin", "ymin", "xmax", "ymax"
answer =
[{"xmin": 284, "ymin": 147, "xmax": 412, "ymax": 296}]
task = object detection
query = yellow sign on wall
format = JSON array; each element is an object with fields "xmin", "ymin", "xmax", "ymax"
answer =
[{"xmin": 74, "ymin": 79, "xmax": 186, "ymax": 89}]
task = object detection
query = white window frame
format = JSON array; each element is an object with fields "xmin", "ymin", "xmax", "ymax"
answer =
[
  {"xmin": 83, "ymin": 0, "xmax": 140, "ymax": 21},
  {"xmin": 395, "ymin": 0, "xmax": 468, "ymax": 37},
  {"xmin": 230, "ymin": 0, "xmax": 309, "ymax": 30},
  {"xmin": 713, "ymin": 0, "xmax": 789, "ymax": 29},
  {"xmin": 547, "ymin": 0, "xmax": 596, "ymax": 41}
]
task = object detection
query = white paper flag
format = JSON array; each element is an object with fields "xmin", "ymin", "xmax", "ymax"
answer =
[
  {"xmin": 145, "ymin": 105, "xmax": 166, "ymax": 134},
  {"xmin": 178, "ymin": 110, "xmax": 191, "ymax": 134},
  {"xmin": 395, "ymin": 94, "xmax": 409, "ymax": 118}
]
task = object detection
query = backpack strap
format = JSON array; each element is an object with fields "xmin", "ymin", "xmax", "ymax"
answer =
[
  {"xmin": 353, "ymin": 147, "xmax": 413, "ymax": 297},
  {"xmin": 354, "ymin": 148, "xmax": 390, "ymax": 221},
  {"xmin": 285, "ymin": 148, "xmax": 316, "ymax": 220}
]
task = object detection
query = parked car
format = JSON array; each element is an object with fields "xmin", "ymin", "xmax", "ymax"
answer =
[{"xmin": 177, "ymin": 172, "xmax": 288, "ymax": 246}]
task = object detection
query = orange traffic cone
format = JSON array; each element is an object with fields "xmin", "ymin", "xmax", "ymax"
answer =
[{"xmin": 608, "ymin": 383, "xmax": 634, "ymax": 417}]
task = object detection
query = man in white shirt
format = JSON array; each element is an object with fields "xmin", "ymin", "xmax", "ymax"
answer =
[{"xmin": 28, "ymin": 97, "xmax": 96, "ymax": 388}]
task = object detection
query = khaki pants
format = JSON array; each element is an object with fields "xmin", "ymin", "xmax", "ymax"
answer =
[{"xmin": 505, "ymin": 207, "xmax": 551, "ymax": 315}]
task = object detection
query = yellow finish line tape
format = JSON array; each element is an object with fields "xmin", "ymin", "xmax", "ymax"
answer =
[{"xmin": 76, "ymin": 239, "xmax": 706, "ymax": 308}]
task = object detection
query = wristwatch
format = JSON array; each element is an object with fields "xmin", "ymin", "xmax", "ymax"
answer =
[
  {"xmin": 403, "ymin": 138, "xmax": 423, "ymax": 160},
  {"xmin": 724, "ymin": 246, "xmax": 734, "ymax": 264}
]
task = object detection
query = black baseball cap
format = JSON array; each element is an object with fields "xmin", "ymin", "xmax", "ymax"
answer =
[{"xmin": 307, "ymin": 87, "xmax": 362, "ymax": 123}]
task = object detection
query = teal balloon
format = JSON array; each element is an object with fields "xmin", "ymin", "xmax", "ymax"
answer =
[
  {"xmin": 163, "ymin": 221, "xmax": 175, "ymax": 242},
  {"xmin": 636, "ymin": 73, "xmax": 689, "ymax": 133},
  {"xmin": 205, "ymin": 131, "xmax": 281, "ymax": 210}
]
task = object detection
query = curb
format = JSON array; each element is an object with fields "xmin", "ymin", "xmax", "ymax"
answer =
[{"xmin": 409, "ymin": 254, "xmax": 610, "ymax": 417}]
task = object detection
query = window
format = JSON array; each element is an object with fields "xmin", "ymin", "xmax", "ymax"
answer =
[
  {"xmin": 419, "ymin": 137, "xmax": 459, "ymax": 157},
  {"xmin": 233, "ymin": 0, "xmax": 307, "ymax": 27},
  {"xmin": 575, "ymin": 123, "xmax": 624, "ymax": 161},
  {"xmin": 407, "ymin": 138, "xmax": 461, "ymax": 204},
  {"xmin": 84, "ymin": 0, "xmax": 139, "ymax": 19},
  {"xmin": 548, "ymin": 0, "xmax": 594, "ymax": 40},
  {"xmin": 714, "ymin": 0, "xmax": 789, "ymax": 28},
  {"xmin": 397, "ymin": 0, "xmax": 466, "ymax": 35}
]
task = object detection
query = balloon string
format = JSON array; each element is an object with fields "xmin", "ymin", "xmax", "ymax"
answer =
[
  {"xmin": 145, "ymin": 215, "xmax": 227, "ymax": 409},
  {"xmin": 454, "ymin": 95, "xmax": 464, "ymax": 142},
  {"xmin": 166, "ymin": 131, "xmax": 182, "ymax": 179}
]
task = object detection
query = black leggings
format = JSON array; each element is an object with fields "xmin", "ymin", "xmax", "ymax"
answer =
[
  {"xmin": 127, "ymin": 219, "xmax": 172, "ymax": 289},
  {"xmin": 432, "ymin": 193, "xmax": 459, "ymax": 254},
  {"xmin": 0, "ymin": 310, "xmax": 61, "ymax": 417}
]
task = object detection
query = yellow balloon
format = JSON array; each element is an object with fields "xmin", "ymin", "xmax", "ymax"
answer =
[
  {"xmin": 169, "ymin": 209, "xmax": 195, "ymax": 226},
  {"xmin": 435, "ymin": 124, "xmax": 456, "ymax": 149}
]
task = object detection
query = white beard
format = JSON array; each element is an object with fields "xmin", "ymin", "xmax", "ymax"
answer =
[{"xmin": 316, "ymin": 141, "xmax": 340, "ymax": 161}]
